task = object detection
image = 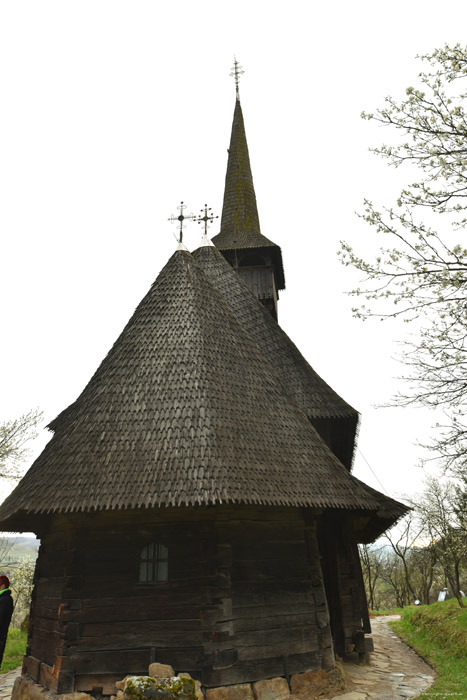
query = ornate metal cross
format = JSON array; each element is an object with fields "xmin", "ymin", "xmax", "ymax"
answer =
[
  {"xmin": 168, "ymin": 201, "xmax": 195, "ymax": 244},
  {"xmin": 196, "ymin": 204, "xmax": 218, "ymax": 237},
  {"xmin": 230, "ymin": 56, "xmax": 244, "ymax": 100}
]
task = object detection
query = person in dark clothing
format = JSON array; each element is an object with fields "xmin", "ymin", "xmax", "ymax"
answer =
[{"xmin": 0, "ymin": 575, "xmax": 13, "ymax": 667}]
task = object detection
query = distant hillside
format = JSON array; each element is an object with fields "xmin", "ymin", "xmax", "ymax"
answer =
[{"xmin": 0, "ymin": 536, "xmax": 39, "ymax": 564}]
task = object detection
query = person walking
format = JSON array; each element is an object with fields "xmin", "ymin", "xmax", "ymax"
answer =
[{"xmin": 0, "ymin": 576, "xmax": 13, "ymax": 667}]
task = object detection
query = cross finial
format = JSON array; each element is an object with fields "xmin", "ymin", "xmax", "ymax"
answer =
[
  {"xmin": 196, "ymin": 204, "xmax": 219, "ymax": 237},
  {"xmin": 230, "ymin": 56, "xmax": 244, "ymax": 101},
  {"xmin": 168, "ymin": 201, "xmax": 195, "ymax": 246}
]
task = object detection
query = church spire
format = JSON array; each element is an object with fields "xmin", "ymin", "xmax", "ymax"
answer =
[
  {"xmin": 216, "ymin": 97, "xmax": 264, "ymax": 244},
  {"xmin": 212, "ymin": 60, "xmax": 285, "ymax": 319}
]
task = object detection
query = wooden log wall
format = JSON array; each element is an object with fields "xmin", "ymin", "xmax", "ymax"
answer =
[
  {"xmin": 24, "ymin": 506, "xmax": 334, "ymax": 694},
  {"xmin": 23, "ymin": 525, "xmax": 78, "ymax": 693},
  {"xmin": 201, "ymin": 509, "xmax": 333, "ymax": 686},
  {"xmin": 317, "ymin": 513, "xmax": 371, "ymax": 655}
]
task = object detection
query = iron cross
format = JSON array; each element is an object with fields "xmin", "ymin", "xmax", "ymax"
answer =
[
  {"xmin": 196, "ymin": 205, "xmax": 218, "ymax": 237},
  {"xmin": 230, "ymin": 56, "xmax": 244, "ymax": 100},
  {"xmin": 168, "ymin": 201, "xmax": 195, "ymax": 244}
]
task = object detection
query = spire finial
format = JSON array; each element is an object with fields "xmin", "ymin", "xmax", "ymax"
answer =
[
  {"xmin": 168, "ymin": 201, "xmax": 195, "ymax": 249},
  {"xmin": 230, "ymin": 56, "xmax": 244, "ymax": 101},
  {"xmin": 196, "ymin": 204, "xmax": 219, "ymax": 238}
]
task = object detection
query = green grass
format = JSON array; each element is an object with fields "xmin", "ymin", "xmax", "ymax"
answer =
[
  {"xmin": 370, "ymin": 606, "xmax": 404, "ymax": 616},
  {"xmin": 1, "ymin": 628, "xmax": 27, "ymax": 674},
  {"xmin": 390, "ymin": 599, "xmax": 467, "ymax": 699}
]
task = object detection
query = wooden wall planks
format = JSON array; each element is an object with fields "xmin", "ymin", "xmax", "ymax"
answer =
[{"xmin": 24, "ymin": 506, "xmax": 341, "ymax": 692}]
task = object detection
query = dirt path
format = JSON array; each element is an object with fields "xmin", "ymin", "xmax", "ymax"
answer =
[
  {"xmin": 0, "ymin": 668, "xmax": 21, "ymax": 700},
  {"xmin": 331, "ymin": 615, "xmax": 435, "ymax": 700}
]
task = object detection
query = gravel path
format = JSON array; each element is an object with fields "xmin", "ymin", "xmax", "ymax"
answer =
[
  {"xmin": 0, "ymin": 668, "xmax": 21, "ymax": 700},
  {"xmin": 331, "ymin": 615, "xmax": 435, "ymax": 700}
]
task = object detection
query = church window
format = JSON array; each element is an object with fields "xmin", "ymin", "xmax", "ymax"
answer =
[{"xmin": 139, "ymin": 541, "xmax": 168, "ymax": 583}]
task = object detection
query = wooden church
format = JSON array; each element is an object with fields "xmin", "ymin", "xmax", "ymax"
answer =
[{"xmin": 0, "ymin": 70, "xmax": 407, "ymax": 697}]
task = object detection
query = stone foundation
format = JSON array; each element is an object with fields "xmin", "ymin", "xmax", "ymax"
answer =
[{"xmin": 13, "ymin": 660, "xmax": 344, "ymax": 700}]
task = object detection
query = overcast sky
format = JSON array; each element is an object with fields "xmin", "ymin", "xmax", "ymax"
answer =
[{"xmin": 1, "ymin": 1, "xmax": 465, "ymax": 512}]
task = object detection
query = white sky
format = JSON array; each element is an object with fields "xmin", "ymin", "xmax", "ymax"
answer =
[{"xmin": 1, "ymin": 0, "xmax": 464, "ymax": 511}]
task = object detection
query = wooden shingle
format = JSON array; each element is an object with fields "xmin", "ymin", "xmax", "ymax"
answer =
[
  {"xmin": 0, "ymin": 250, "xmax": 406, "ymax": 532},
  {"xmin": 193, "ymin": 244, "xmax": 358, "ymax": 468},
  {"xmin": 212, "ymin": 100, "xmax": 285, "ymax": 290}
]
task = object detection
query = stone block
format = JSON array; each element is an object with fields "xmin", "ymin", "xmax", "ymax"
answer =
[
  {"xmin": 12, "ymin": 677, "xmax": 35, "ymax": 700},
  {"xmin": 116, "ymin": 677, "xmax": 132, "ymax": 691},
  {"xmin": 205, "ymin": 684, "xmax": 254, "ymax": 700},
  {"xmin": 325, "ymin": 667, "xmax": 345, "ymax": 694},
  {"xmin": 12, "ymin": 677, "xmax": 93, "ymax": 700},
  {"xmin": 28, "ymin": 683, "xmax": 49, "ymax": 700},
  {"xmin": 171, "ymin": 673, "xmax": 202, "ymax": 700},
  {"xmin": 252, "ymin": 677, "xmax": 290, "ymax": 700},
  {"xmin": 148, "ymin": 663, "xmax": 175, "ymax": 679},
  {"xmin": 290, "ymin": 670, "xmax": 327, "ymax": 696},
  {"xmin": 124, "ymin": 676, "xmax": 195, "ymax": 700}
]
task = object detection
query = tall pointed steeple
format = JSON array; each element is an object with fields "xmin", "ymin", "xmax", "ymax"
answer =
[{"xmin": 212, "ymin": 61, "xmax": 285, "ymax": 320}]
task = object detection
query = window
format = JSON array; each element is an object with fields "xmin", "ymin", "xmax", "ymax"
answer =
[{"xmin": 139, "ymin": 542, "xmax": 168, "ymax": 583}]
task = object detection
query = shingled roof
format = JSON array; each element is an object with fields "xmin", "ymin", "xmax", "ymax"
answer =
[
  {"xmin": 193, "ymin": 244, "xmax": 358, "ymax": 468},
  {"xmin": 0, "ymin": 249, "xmax": 405, "ymax": 532},
  {"xmin": 212, "ymin": 99, "xmax": 285, "ymax": 290}
]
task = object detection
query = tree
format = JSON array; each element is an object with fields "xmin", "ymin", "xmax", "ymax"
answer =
[
  {"xmin": 415, "ymin": 477, "xmax": 467, "ymax": 607},
  {"xmin": 0, "ymin": 538, "xmax": 16, "ymax": 568},
  {"xmin": 379, "ymin": 548, "xmax": 411, "ymax": 609},
  {"xmin": 0, "ymin": 409, "xmax": 43, "ymax": 480},
  {"xmin": 385, "ymin": 512, "xmax": 423, "ymax": 604},
  {"xmin": 339, "ymin": 44, "xmax": 467, "ymax": 479},
  {"xmin": 359, "ymin": 544, "xmax": 385, "ymax": 610},
  {"xmin": 10, "ymin": 558, "xmax": 36, "ymax": 628},
  {"xmin": 407, "ymin": 545, "xmax": 438, "ymax": 606},
  {"xmin": 384, "ymin": 510, "xmax": 439, "ymax": 606}
]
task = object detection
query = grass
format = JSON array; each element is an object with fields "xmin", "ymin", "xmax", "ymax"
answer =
[
  {"xmin": 370, "ymin": 606, "xmax": 404, "ymax": 616},
  {"xmin": 1, "ymin": 628, "xmax": 27, "ymax": 674},
  {"xmin": 390, "ymin": 598, "xmax": 467, "ymax": 699}
]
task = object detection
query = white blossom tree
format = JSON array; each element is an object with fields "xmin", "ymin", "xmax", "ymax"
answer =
[
  {"xmin": 0, "ymin": 409, "xmax": 43, "ymax": 481},
  {"xmin": 340, "ymin": 44, "xmax": 467, "ymax": 479}
]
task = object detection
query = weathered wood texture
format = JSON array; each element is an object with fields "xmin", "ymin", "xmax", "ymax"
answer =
[
  {"xmin": 200, "ymin": 513, "xmax": 332, "ymax": 686},
  {"xmin": 25, "ymin": 532, "xmax": 72, "ymax": 670},
  {"xmin": 24, "ymin": 507, "xmax": 333, "ymax": 692},
  {"xmin": 317, "ymin": 513, "xmax": 371, "ymax": 654},
  {"xmin": 236, "ymin": 265, "xmax": 276, "ymax": 303}
]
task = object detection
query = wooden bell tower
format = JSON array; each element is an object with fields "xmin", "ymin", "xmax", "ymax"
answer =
[{"xmin": 212, "ymin": 61, "xmax": 285, "ymax": 320}]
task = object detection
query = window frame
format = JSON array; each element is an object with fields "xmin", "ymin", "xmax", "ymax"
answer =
[{"xmin": 138, "ymin": 540, "xmax": 169, "ymax": 585}]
